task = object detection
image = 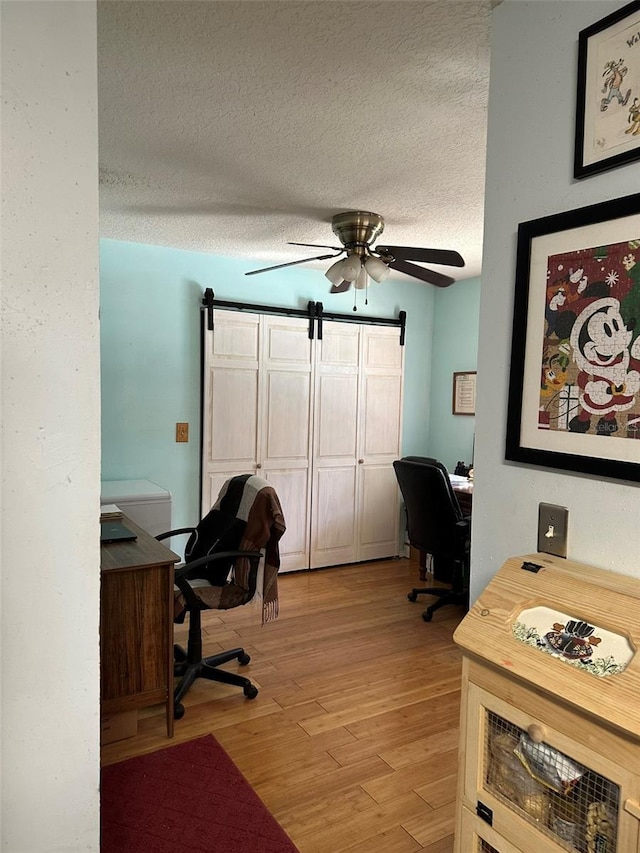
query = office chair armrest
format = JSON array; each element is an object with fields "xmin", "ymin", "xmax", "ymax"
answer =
[
  {"xmin": 174, "ymin": 549, "xmax": 262, "ymax": 582},
  {"xmin": 156, "ymin": 527, "xmax": 196, "ymax": 542}
]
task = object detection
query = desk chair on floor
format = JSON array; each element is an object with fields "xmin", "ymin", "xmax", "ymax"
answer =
[
  {"xmin": 157, "ymin": 474, "xmax": 286, "ymax": 719},
  {"xmin": 393, "ymin": 456, "xmax": 470, "ymax": 622}
]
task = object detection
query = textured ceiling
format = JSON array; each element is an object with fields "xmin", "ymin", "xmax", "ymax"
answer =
[{"xmin": 98, "ymin": 1, "xmax": 492, "ymax": 283}]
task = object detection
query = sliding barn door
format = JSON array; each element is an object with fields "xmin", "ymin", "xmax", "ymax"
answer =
[
  {"xmin": 201, "ymin": 309, "xmax": 312, "ymax": 572},
  {"xmin": 310, "ymin": 321, "xmax": 360, "ymax": 568},
  {"xmin": 201, "ymin": 309, "xmax": 261, "ymax": 503},
  {"xmin": 310, "ymin": 321, "xmax": 403, "ymax": 569},
  {"xmin": 356, "ymin": 325, "xmax": 404, "ymax": 562},
  {"xmin": 258, "ymin": 315, "xmax": 313, "ymax": 572},
  {"xmin": 202, "ymin": 308, "xmax": 403, "ymax": 572}
]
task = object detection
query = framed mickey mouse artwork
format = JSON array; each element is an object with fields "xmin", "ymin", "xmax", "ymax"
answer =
[
  {"xmin": 575, "ymin": 0, "xmax": 640, "ymax": 179},
  {"xmin": 506, "ymin": 192, "xmax": 640, "ymax": 482}
]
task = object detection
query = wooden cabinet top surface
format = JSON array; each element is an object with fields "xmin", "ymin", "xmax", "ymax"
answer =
[
  {"xmin": 454, "ymin": 553, "xmax": 640, "ymax": 741},
  {"xmin": 100, "ymin": 515, "xmax": 181, "ymax": 572}
]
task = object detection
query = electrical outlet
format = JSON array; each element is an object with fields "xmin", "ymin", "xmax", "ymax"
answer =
[
  {"xmin": 537, "ymin": 502, "xmax": 568, "ymax": 558},
  {"xmin": 176, "ymin": 422, "xmax": 189, "ymax": 443}
]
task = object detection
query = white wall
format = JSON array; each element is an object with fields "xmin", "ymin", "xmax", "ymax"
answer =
[
  {"xmin": 472, "ymin": 0, "xmax": 640, "ymax": 599},
  {"xmin": 1, "ymin": 3, "xmax": 100, "ymax": 849}
]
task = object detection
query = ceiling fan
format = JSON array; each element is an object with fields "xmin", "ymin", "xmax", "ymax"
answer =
[{"xmin": 245, "ymin": 210, "xmax": 465, "ymax": 293}]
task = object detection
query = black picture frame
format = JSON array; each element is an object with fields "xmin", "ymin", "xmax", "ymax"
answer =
[
  {"xmin": 452, "ymin": 371, "xmax": 477, "ymax": 415},
  {"xmin": 574, "ymin": 0, "xmax": 640, "ymax": 179},
  {"xmin": 506, "ymin": 193, "xmax": 640, "ymax": 482}
]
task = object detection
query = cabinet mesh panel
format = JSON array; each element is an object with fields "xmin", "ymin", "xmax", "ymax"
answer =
[
  {"xmin": 484, "ymin": 711, "xmax": 619, "ymax": 852},
  {"xmin": 480, "ymin": 842, "xmax": 499, "ymax": 853}
]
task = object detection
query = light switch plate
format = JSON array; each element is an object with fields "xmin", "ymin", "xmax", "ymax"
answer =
[{"xmin": 537, "ymin": 502, "xmax": 568, "ymax": 558}]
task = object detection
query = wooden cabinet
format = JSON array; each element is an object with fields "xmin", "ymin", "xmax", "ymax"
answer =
[
  {"xmin": 458, "ymin": 806, "xmax": 524, "ymax": 852},
  {"xmin": 100, "ymin": 516, "xmax": 179, "ymax": 737},
  {"xmin": 453, "ymin": 553, "xmax": 640, "ymax": 853},
  {"xmin": 201, "ymin": 309, "xmax": 404, "ymax": 571}
]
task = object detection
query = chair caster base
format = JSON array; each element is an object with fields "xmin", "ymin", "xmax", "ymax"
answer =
[
  {"xmin": 244, "ymin": 684, "xmax": 258, "ymax": 699},
  {"xmin": 174, "ymin": 703, "xmax": 185, "ymax": 720},
  {"xmin": 422, "ymin": 610, "xmax": 434, "ymax": 622},
  {"xmin": 408, "ymin": 591, "xmax": 418, "ymax": 602}
]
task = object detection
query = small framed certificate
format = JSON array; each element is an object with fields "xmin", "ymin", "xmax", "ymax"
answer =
[{"xmin": 452, "ymin": 371, "xmax": 477, "ymax": 415}]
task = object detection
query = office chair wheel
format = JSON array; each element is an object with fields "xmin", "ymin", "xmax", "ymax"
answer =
[
  {"xmin": 422, "ymin": 610, "xmax": 434, "ymax": 622},
  {"xmin": 238, "ymin": 652, "xmax": 251, "ymax": 665},
  {"xmin": 408, "ymin": 591, "xmax": 418, "ymax": 602},
  {"xmin": 174, "ymin": 702, "xmax": 185, "ymax": 720},
  {"xmin": 244, "ymin": 684, "xmax": 258, "ymax": 699}
]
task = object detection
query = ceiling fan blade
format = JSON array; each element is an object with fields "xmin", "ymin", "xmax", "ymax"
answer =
[
  {"xmin": 387, "ymin": 258, "xmax": 455, "ymax": 288},
  {"xmin": 377, "ymin": 245, "xmax": 465, "ymax": 268},
  {"xmin": 245, "ymin": 252, "xmax": 341, "ymax": 276},
  {"xmin": 288, "ymin": 241, "xmax": 343, "ymax": 251},
  {"xmin": 330, "ymin": 280, "xmax": 351, "ymax": 294}
]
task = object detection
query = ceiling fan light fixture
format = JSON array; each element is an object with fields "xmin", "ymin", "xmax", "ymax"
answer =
[
  {"xmin": 354, "ymin": 266, "xmax": 368, "ymax": 290},
  {"xmin": 340, "ymin": 254, "xmax": 362, "ymax": 282},
  {"xmin": 325, "ymin": 258, "xmax": 349, "ymax": 285},
  {"xmin": 364, "ymin": 255, "xmax": 390, "ymax": 283}
]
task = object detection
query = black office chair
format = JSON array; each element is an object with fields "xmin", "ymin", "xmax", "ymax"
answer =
[
  {"xmin": 393, "ymin": 456, "xmax": 470, "ymax": 622},
  {"xmin": 157, "ymin": 474, "xmax": 285, "ymax": 719}
]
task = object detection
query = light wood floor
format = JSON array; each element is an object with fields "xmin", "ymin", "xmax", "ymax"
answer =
[{"xmin": 101, "ymin": 558, "xmax": 465, "ymax": 852}]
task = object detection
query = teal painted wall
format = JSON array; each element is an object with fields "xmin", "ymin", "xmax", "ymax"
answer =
[
  {"xmin": 100, "ymin": 238, "xmax": 445, "ymax": 527},
  {"xmin": 427, "ymin": 276, "xmax": 481, "ymax": 471}
]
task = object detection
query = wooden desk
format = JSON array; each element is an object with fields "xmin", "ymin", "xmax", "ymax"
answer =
[
  {"xmin": 100, "ymin": 515, "xmax": 180, "ymax": 738},
  {"xmin": 452, "ymin": 479, "xmax": 473, "ymax": 516}
]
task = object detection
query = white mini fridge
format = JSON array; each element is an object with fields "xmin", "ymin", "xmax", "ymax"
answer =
[{"xmin": 100, "ymin": 479, "xmax": 172, "ymax": 536}]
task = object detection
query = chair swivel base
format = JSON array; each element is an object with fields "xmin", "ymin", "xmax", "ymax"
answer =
[
  {"xmin": 173, "ymin": 644, "xmax": 258, "ymax": 719},
  {"xmin": 408, "ymin": 587, "xmax": 468, "ymax": 622}
]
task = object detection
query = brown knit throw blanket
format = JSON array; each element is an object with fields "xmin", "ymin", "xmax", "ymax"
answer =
[{"xmin": 213, "ymin": 474, "xmax": 286, "ymax": 623}]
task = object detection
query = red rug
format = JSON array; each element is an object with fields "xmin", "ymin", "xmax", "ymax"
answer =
[{"xmin": 101, "ymin": 734, "xmax": 299, "ymax": 852}]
